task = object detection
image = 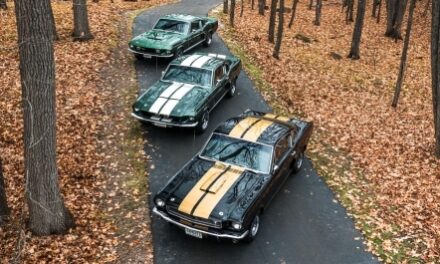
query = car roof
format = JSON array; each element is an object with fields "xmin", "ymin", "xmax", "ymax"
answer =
[
  {"xmin": 161, "ymin": 14, "xmax": 201, "ymax": 23},
  {"xmin": 170, "ymin": 53, "xmax": 226, "ymax": 71},
  {"xmin": 214, "ymin": 111, "xmax": 296, "ymax": 145}
]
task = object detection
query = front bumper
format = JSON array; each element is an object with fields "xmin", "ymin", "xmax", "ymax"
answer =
[
  {"xmin": 153, "ymin": 207, "xmax": 249, "ymax": 240},
  {"xmin": 131, "ymin": 112, "xmax": 199, "ymax": 128},
  {"xmin": 128, "ymin": 48, "xmax": 174, "ymax": 58}
]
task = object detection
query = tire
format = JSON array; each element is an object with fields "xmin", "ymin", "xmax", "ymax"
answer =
[
  {"xmin": 195, "ymin": 111, "xmax": 209, "ymax": 134},
  {"xmin": 203, "ymin": 32, "xmax": 213, "ymax": 47},
  {"xmin": 227, "ymin": 79, "xmax": 237, "ymax": 98},
  {"xmin": 291, "ymin": 151, "xmax": 304, "ymax": 173},
  {"xmin": 244, "ymin": 214, "xmax": 260, "ymax": 242},
  {"xmin": 174, "ymin": 47, "xmax": 184, "ymax": 59}
]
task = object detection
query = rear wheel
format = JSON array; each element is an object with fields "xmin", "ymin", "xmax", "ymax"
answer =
[
  {"xmin": 203, "ymin": 32, "xmax": 213, "ymax": 47},
  {"xmin": 291, "ymin": 151, "xmax": 304, "ymax": 173},
  {"xmin": 227, "ymin": 79, "xmax": 237, "ymax": 98},
  {"xmin": 244, "ymin": 214, "xmax": 260, "ymax": 242},
  {"xmin": 195, "ymin": 111, "xmax": 209, "ymax": 134}
]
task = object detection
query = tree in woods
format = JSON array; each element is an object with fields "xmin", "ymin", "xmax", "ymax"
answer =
[
  {"xmin": 288, "ymin": 0, "xmax": 299, "ymax": 28},
  {"xmin": 392, "ymin": 0, "xmax": 416, "ymax": 107},
  {"xmin": 385, "ymin": 0, "xmax": 408, "ymax": 39},
  {"xmin": 241, "ymin": 0, "xmax": 244, "ymax": 17},
  {"xmin": 431, "ymin": 0, "xmax": 440, "ymax": 157},
  {"xmin": 348, "ymin": 0, "xmax": 366, "ymax": 59},
  {"xmin": 268, "ymin": 0, "xmax": 278, "ymax": 42},
  {"xmin": 345, "ymin": 0, "xmax": 354, "ymax": 23},
  {"xmin": 252, "ymin": 0, "xmax": 255, "ymax": 10},
  {"xmin": 258, "ymin": 0, "xmax": 265, "ymax": 15},
  {"xmin": 230, "ymin": 0, "xmax": 236, "ymax": 27},
  {"xmin": 224, "ymin": 0, "xmax": 229, "ymax": 14},
  {"xmin": 372, "ymin": 0, "xmax": 380, "ymax": 17},
  {"xmin": 0, "ymin": 158, "xmax": 9, "ymax": 226},
  {"xmin": 309, "ymin": 0, "xmax": 313, "ymax": 10},
  {"xmin": 14, "ymin": 0, "xmax": 75, "ymax": 235},
  {"xmin": 0, "ymin": 0, "xmax": 7, "ymax": 10},
  {"xmin": 273, "ymin": 0, "xmax": 285, "ymax": 59},
  {"xmin": 314, "ymin": 0, "xmax": 322, "ymax": 26},
  {"xmin": 73, "ymin": 0, "xmax": 94, "ymax": 41},
  {"xmin": 376, "ymin": 0, "xmax": 382, "ymax": 23}
]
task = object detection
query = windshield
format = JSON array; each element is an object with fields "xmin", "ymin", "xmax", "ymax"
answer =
[
  {"xmin": 200, "ymin": 133, "xmax": 273, "ymax": 174},
  {"xmin": 153, "ymin": 19, "xmax": 189, "ymax": 34},
  {"xmin": 163, "ymin": 65, "xmax": 212, "ymax": 88}
]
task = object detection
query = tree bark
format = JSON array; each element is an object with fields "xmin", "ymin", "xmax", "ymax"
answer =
[
  {"xmin": 14, "ymin": 0, "xmax": 75, "ymax": 235},
  {"xmin": 252, "ymin": 0, "xmax": 255, "ymax": 10},
  {"xmin": 376, "ymin": 0, "xmax": 382, "ymax": 23},
  {"xmin": 268, "ymin": 0, "xmax": 278, "ymax": 42},
  {"xmin": 258, "ymin": 0, "xmax": 265, "ymax": 15},
  {"xmin": 0, "ymin": 0, "xmax": 7, "ymax": 10},
  {"xmin": 372, "ymin": 0, "xmax": 380, "ymax": 17},
  {"xmin": 348, "ymin": 0, "xmax": 366, "ymax": 59},
  {"xmin": 392, "ymin": 0, "xmax": 416, "ymax": 107},
  {"xmin": 345, "ymin": 0, "xmax": 354, "ymax": 23},
  {"xmin": 309, "ymin": 0, "xmax": 313, "ymax": 10},
  {"xmin": 230, "ymin": 0, "xmax": 236, "ymax": 27},
  {"xmin": 72, "ymin": 0, "xmax": 94, "ymax": 41},
  {"xmin": 288, "ymin": 0, "xmax": 299, "ymax": 28},
  {"xmin": 314, "ymin": 0, "xmax": 322, "ymax": 26},
  {"xmin": 273, "ymin": 0, "xmax": 284, "ymax": 59},
  {"xmin": 224, "ymin": 0, "xmax": 229, "ymax": 14},
  {"xmin": 241, "ymin": 0, "xmax": 244, "ymax": 17},
  {"xmin": 0, "ymin": 158, "xmax": 8, "ymax": 226},
  {"xmin": 385, "ymin": 0, "xmax": 407, "ymax": 39},
  {"xmin": 431, "ymin": 0, "xmax": 440, "ymax": 157}
]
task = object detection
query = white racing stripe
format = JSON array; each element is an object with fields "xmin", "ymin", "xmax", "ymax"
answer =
[
  {"xmin": 149, "ymin": 97, "xmax": 168, "ymax": 114},
  {"xmin": 159, "ymin": 99, "xmax": 180, "ymax": 116},
  {"xmin": 208, "ymin": 53, "xmax": 226, "ymax": 60},
  {"xmin": 160, "ymin": 82, "xmax": 184, "ymax": 97},
  {"xmin": 181, "ymin": 55, "xmax": 202, "ymax": 66},
  {"xmin": 170, "ymin": 84, "xmax": 194, "ymax": 100},
  {"xmin": 192, "ymin": 56, "xmax": 213, "ymax": 68}
]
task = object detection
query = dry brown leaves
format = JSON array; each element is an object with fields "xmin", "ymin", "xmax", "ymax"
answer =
[
  {"xmin": 215, "ymin": 1, "xmax": 439, "ymax": 263},
  {"xmin": 0, "ymin": 0, "xmax": 170, "ymax": 263}
]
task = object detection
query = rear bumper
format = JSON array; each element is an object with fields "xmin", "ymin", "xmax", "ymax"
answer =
[
  {"xmin": 131, "ymin": 112, "xmax": 198, "ymax": 128},
  {"xmin": 128, "ymin": 48, "xmax": 174, "ymax": 58},
  {"xmin": 153, "ymin": 207, "xmax": 249, "ymax": 240}
]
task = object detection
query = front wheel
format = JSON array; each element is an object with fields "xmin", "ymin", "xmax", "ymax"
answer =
[
  {"xmin": 195, "ymin": 111, "xmax": 209, "ymax": 134},
  {"xmin": 244, "ymin": 214, "xmax": 260, "ymax": 242},
  {"xmin": 227, "ymin": 79, "xmax": 237, "ymax": 98},
  {"xmin": 203, "ymin": 32, "xmax": 213, "ymax": 47},
  {"xmin": 174, "ymin": 47, "xmax": 184, "ymax": 59},
  {"xmin": 291, "ymin": 151, "xmax": 304, "ymax": 173}
]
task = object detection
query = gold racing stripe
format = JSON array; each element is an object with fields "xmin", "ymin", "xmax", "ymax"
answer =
[
  {"xmin": 178, "ymin": 163, "xmax": 227, "ymax": 215},
  {"xmin": 241, "ymin": 119, "xmax": 274, "ymax": 142},
  {"xmin": 228, "ymin": 117, "xmax": 259, "ymax": 138},
  {"xmin": 264, "ymin": 113, "xmax": 290, "ymax": 122},
  {"xmin": 192, "ymin": 167, "xmax": 245, "ymax": 219}
]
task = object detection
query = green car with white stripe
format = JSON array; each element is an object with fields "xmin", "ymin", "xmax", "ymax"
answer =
[
  {"xmin": 128, "ymin": 14, "xmax": 218, "ymax": 59},
  {"xmin": 132, "ymin": 53, "xmax": 242, "ymax": 133}
]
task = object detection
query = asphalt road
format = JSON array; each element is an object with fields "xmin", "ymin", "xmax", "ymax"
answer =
[{"xmin": 133, "ymin": 1, "xmax": 378, "ymax": 263}]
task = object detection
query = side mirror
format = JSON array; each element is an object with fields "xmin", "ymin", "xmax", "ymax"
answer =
[
  {"xmin": 161, "ymin": 71, "xmax": 165, "ymax": 78},
  {"xmin": 273, "ymin": 165, "xmax": 279, "ymax": 172}
]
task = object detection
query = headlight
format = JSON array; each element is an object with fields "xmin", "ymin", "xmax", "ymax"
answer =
[
  {"xmin": 231, "ymin": 222, "xmax": 242, "ymax": 230},
  {"xmin": 156, "ymin": 49, "xmax": 161, "ymax": 54},
  {"xmin": 188, "ymin": 117, "xmax": 195, "ymax": 121},
  {"xmin": 155, "ymin": 198, "xmax": 165, "ymax": 207},
  {"xmin": 129, "ymin": 45, "xmax": 134, "ymax": 49},
  {"xmin": 134, "ymin": 107, "xmax": 140, "ymax": 112}
]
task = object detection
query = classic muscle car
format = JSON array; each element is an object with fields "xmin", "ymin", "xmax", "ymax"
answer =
[
  {"xmin": 131, "ymin": 53, "xmax": 242, "ymax": 133},
  {"xmin": 128, "ymin": 14, "xmax": 218, "ymax": 59},
  {"xmin": 152, "ymin": 110, "xmax": 314, "ymax": 242}
]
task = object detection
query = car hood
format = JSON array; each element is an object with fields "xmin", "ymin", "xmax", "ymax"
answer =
[
  {"xmin": 160, "ymin": 158, "xmax": 270, "ymax": 222},
  {"xmin": 129, "ymin": 30, "xmax": 185, "ymax": 50},
  {"xmin": 133, "ymin": 81, "xmax": 210, "ymax": 117}
]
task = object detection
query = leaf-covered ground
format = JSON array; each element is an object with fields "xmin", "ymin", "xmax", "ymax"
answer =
[
  {"xmin": 213, "ymin": 1, "xmax": 439, "ymax": 263},
  {"xmin": 0, "ymin": 0, "xmax": 171, "ymax": 262}
]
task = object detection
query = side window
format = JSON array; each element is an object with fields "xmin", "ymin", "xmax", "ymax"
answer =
[
  {"xmin": 191, "ymin": 21, "xmax": 201, "ymax": 32},
  {"xmin": 275, "ymin": 135, "xmax": 289, "ymax": 164},
  {"xmin": 214, "ymin": 66, "xmax": 224, "ymax": 85}
]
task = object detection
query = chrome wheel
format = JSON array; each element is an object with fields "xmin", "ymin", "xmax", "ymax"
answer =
[
  {"xmin": 204, "ymin": 33, "xmax": 212, "ymax": 47},
  {"xmin": 195, "ymin": 111, "xmax": 209, "ymax": 134},
  {"xmin": 292, "ymin": 152, "xmax": 304, "ymax": 173},
  {"xmin": 250, "ymin": 215, "xmax": 260, "ymax": 237},
  {"xmin": 201, "ymin": 112, "xmax": 209, "ymax": 131}
]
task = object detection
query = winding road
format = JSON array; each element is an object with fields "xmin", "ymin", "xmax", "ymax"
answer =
[{"xmin": 133, "ymin": 1, "xmax": 378, "ymax": 263}]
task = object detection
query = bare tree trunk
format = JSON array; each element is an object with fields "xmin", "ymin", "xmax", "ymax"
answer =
[
  {"xmin": 241, "ymin": 0, "xmax": 244, "ymax": 17},
  {"xmin": 309, "ymin": 0, "xmax": 313, "ymax": 10},
  {"xmin": 0, "ymin": 0, "xmax": 7, "ymax": 10},
  {"xmin": 348, "ymin": 0, "xmax": 366, "ymax": 59},
  {"xmin": 345, "ymin": 0, "xmax": 354, "ymax": 23},
  {"xmin": 377, "ymin": 0, "xmax": 382, "ymax": 23},
  {"xmin": 0, "ymin": 158, "xmax": 9, "ymax": 226},
  {"xmin": 392, "ymin": 0, "xmax": 416, "ymax": 107},
  {"xmin": 268, "ymin": 0, "xmax": 278, "ymax": 42},
  {"xmin": 224, "ymin": 0, "xmax": 229, "ymax": 14},
  {"xmin": 230, "ymin": 0, "xmax": 236, "ymax": 27},
  {"xmin": 49, "ymin": 3, "xmax": 59, "ymax": 41},
  {"xmin": 14, "ymin": 0, "xmax": 75, "ymax": 235},
  {"xmin": 431, "ymin": 0, "xmax": 440, "ymax": 157},
  {"xmin": 258, "ymin": 0, "xmax": 265, "ymax": 15},
  {"xmin": 288, "ymin": 0, "xmax": 299, "ymax": 28},
  {"xmin": 252, "ymin": 0, "xmax": 255, "ymax": 9},
  {"xmin": 385, "ymin": 0, "xmax": 407, "ymax": 39},
  {"xmin": 314, "ymin": 0, "xmax": 322, "ymax": 26},
  {"xmin": 273, "ymin": 0, "xmax": 284, "ymax": 59},
  {"xmin": 372, "ymin": 0, "xmax": 380, "ymax": 17},
  {"xmin": 73, "ymin": 0, "xmax": 94, "ymax": 41}
]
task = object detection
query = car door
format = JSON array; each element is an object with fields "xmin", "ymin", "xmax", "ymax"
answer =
[
  {"xmin": 210, "ymin": 65, "xmax": 228, "ymax": 109},
  {"xmin": 189, "ymin": 20, "xmax": 203, "ymax": 48}
]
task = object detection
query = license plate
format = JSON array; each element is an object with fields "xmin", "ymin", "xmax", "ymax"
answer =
[
  {"xmin": 143, "ymin": 54, "xmax": 152, "ymax": 59},
  {"xmin": 185, "ymin": 228, "xmax": 203, "ymax": 239},
  {"xmin": 153, "ymin": 122, "xmax": 167, "ymax": 128}
]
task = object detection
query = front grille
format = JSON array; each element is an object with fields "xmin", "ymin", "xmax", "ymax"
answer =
[
  {"xmin": 166, "ymin": 206, "xmax": 222, "ymax": 229},
  {"xmin": 134, "ymin": 46, "xmax": 158, "ymax": 54}
]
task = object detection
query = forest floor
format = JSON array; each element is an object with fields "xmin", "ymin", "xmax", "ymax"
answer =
[
  {"xmin": 213, "ymin": 1, "xmax": 439, "ymax": 263},
  {"xmin": 0, "ymin": 0, "xmax": 172, "ymax": 263}
]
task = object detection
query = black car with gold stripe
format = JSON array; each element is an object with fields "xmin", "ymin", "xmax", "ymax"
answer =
[{"xmin": 153, "ymin": 110, "xmax": 313, "ymax": 242}]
